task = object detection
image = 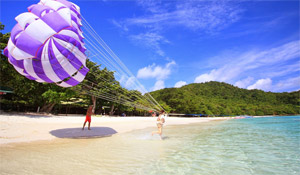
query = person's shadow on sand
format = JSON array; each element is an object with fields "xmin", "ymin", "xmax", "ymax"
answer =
[{"xmin": 50, "ymin": 127, "xmax": 118, "ymax": 139}]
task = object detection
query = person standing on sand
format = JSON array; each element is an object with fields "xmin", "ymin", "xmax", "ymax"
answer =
[
  {"xmin": 82, "ymin": 105, "xmax": 93, "ymax": 130},
  {"xmin": 152, "ymin": 110, "xmax": 167, "ymax": 140}
]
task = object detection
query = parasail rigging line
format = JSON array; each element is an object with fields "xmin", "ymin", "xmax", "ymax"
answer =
[
  {"xmin": 3, "ymin": 0, "xmax": 165, "ymax": 112},
  {"xmin": 75, "ymin": 23, "xmax": 161, "ymax": 110},
  {"xmin": 45, "ymin": 42, "xmax": 160, "ymax": 111},
  {"xmin": 45, "ymin": 57, "xmax": 159, "ymax": 111},
  {"xmin": 72, "ymin": 85, "xmax": 155, "ymax": 112},
  {"xmin": 51, "ymin": 33, "xmax": 161, "ymax": 111},
  {"xmin": 81, "ymin": 17, "xmax": 164, "ymax": 111}
]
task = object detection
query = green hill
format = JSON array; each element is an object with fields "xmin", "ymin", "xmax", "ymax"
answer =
[{"xmin": 149, "ymin": 81, "xmax": 299, "ymax": 116}]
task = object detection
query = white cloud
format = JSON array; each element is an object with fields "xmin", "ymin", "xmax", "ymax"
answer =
[
  {"xmin": 234, "ymin": 77, "xmax": 254, "ymax": 89},
  {"xmin": 125, "ymin": 76, "xmax": 135, "ymax": 89},
  {"xmin": 194, "ymin": 66, "xmax": 242, "ymax": 83},
  {"xmin": 119, "ymin": 75, "xmax": 138, "ymax": 89},
  {"xmin": 137, "ymin": 60, "xmax": 176, "ymax": 80},
  {"xmin": 194, "ymin": 71, "xmax": 216, "ymax": 83},
  {"xmin": 247, "ymin": 78, "xmax": 272, "ymax": 91},
  {"xmin": 124, "ymin": 1, "xmax": 242, "ymax": 33},
  {"xmin": 111, "ymin": 19, "xmax": 128, "ymax": 31},
  {"xmin": 166, "ymin": 60, "xmax": 176, "ymax": 68},
  {"xmin": 113, "ymin": 1, "xmax": 243, "ymax": 57},
  {"xmin": 130, "ymin": 32, "xmax": 169, "ymax": 56},
  {"xmin": 152, "ymin": 80, "xmax": 165, "ymax": 91},
  {"xmin": 119, "ymin": 75, "xmax": 149, "ymax": 94},
  {"xmin": 136, "ymin": 0, "xmax": 165, "ymax": 14},
  {"xmin": 237, "ymin": 76, "xmax": 300, "ymax": 92},
  {"xmin": 262, "ymin": 61, "xmax": 300, "ymax": 78},
  {"xmin": 174, "ymin": 81, "xmax": 187, "ymax": 88},
  {"xmin": 273, "ymin": 76, "xmax": 300, "ymax": 92},
  {"xmin": 193, "ymin": 40, "xmax": 300, "ymax": 92}
]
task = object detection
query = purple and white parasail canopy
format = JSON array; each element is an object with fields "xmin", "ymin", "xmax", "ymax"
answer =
[{"xmin": 4, "ymin": 0, "xmax": 89, "ymax": 87}]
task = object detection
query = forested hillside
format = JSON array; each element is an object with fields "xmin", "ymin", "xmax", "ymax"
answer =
[
  {"xmin": 0, "ymin": 22, "xmax": 152, "ymax": 115},
  {"xmin": 150, "ymin": 81, "xmax": 299, "ymax": 116},
  {"xmin": 1, "ymin": 22, "xmax": 299, "ymax": 116}
]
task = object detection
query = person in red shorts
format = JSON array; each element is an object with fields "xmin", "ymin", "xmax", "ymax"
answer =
[{"xmin": 82, "ymin": 105, "xmax": 93, "ymax": 130}]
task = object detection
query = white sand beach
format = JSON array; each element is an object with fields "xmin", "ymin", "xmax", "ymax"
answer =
[{"xmin": 0, "ymin": 113, "xmax": 227, "ymax": 145}]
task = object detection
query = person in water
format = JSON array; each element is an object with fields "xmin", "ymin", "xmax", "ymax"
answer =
[
  {"xmin": 82, "ymin": 105, "xmax": 93, "ymax": 130},
  {"xmin": 152, "ymin": 110, "xmax": 167, "ymax": 139}
]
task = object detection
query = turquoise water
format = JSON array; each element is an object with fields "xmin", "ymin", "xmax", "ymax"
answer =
[{"xmin": 1, "ymin": 116, "xmax": 299, "ymax": 175}]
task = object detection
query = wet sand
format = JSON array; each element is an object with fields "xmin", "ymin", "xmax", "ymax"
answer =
[{"xmin": 0, "ymin": 113, "xmax": 228, "ymax": 145}]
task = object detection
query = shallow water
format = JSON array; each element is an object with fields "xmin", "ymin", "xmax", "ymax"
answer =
[{"xmin": 1, "ymin": 116, "xmax": 299, "ymax": 175}]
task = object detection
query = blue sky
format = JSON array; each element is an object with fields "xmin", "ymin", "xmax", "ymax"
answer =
[{"xmin": 1, "ymin": 0, "xmax": 299, "ymax": 93}]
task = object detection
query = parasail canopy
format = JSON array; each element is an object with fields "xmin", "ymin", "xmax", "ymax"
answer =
[
  {"xmin": 3, "ymin": 0, "xmax": 165, "ymax": 112},
  {"xmin": 4, "ymin": 0, "xmax": 89, "ymax": 87}
]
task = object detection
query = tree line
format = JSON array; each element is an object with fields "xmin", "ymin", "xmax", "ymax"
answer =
[
  {"xmin": 0, "ymin": 22, "xmax": 151, "ymax": 116},
  {"xmin": 149, "ymin": 81, "xmax": 299, "ymax": 116},
  {"xmin": 1, "ymin": 22, "xmax": 299, "ymax": 116}
]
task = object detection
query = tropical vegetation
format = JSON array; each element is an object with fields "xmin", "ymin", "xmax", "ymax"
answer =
[
  {"xmin": 1, "ymin": 22, "xmax": 299, "ymax": 116},
  {"xmin": 150, "ymin": 82, "xmax": 299, "ymax": 116}
]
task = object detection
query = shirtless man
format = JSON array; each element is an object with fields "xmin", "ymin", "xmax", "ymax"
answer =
[{"xmin": 82, "ymin": 105, "xmax": 93, "ymax": 130}]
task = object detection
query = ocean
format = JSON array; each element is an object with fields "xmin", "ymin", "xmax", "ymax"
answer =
[{"xmin": 1, "ymin": 116, "xmax": 299, "ymax": 175}]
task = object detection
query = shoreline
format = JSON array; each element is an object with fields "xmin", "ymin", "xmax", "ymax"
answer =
[{"xmin": 0, "ymin": 113, "xmax": 228, "ymax": 146}]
